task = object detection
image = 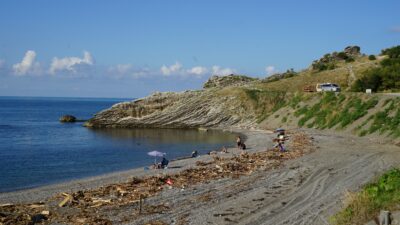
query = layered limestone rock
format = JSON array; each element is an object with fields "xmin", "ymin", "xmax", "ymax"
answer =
[{"xmin": 84, "ymin": 90, "xmax": 257, "ymax": 129}]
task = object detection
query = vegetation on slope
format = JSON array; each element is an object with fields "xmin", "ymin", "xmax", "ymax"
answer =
[
  {"xmin": 294, "ymin": 92, "xmax": 378, "ymax": 129},
  {"xmin": 262, "ymin": 68, "xmax": 298, "ymax": 83},
  {"xmin": 356, "ymin": 97, "xmax": 400, "ymax": 137},
  {"xmin": 331, "ymin": 168, "xmax": 400, "ymax": 225},
  {"xmin": 352, "ymin": 45, "xmax": 400, "ymax": 92},
  {"xmin": 255, "ymin": 57, "xmax": 378, "ymax": 93},
  {"xmin": 243, "ymin": 89, "xmax": 287, "ymax": 122},
  {"xmin": 311, "ymin": 46, "xmax": 360, "ymax": 72}
]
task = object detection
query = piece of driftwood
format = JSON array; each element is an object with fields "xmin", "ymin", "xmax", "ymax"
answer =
[{"xmin": 58, "ymin": 193, "xmax": 72, "ymax": 207}]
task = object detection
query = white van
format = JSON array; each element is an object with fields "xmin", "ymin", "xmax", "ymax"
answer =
[{"xmin": 316, "ymin": 83, "xmax": 341, "ymax": 92}]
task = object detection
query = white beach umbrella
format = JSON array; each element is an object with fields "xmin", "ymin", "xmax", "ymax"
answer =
[{"xmin": 147, "ymin": 151, "xmax": 166, "ymax": 164}]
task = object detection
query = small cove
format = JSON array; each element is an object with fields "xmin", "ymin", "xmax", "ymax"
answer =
[{"xmin": 0, "ymin": 97, "xmax": 235, "ymax": 193}]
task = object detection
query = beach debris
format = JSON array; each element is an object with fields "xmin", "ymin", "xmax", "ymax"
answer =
[
  {"xmin": 28, "ymin": 203, "xmax": 45, "ymax": 209},
  {"xmin": 58, "ymin": 193, "xmax": 72, "ymax": 207},
  {"xmin": 0, "ymin": 203, "xmax": 50, "ymax": 225},
  {"xmin": 0, "ymin": 131, "xmax": 314, "ymax": 224},
  {"xmin": 40, "ymin": 211, "xmax": 50, "ymax": 216},
  {"xmin": 144, "ymin": 220, "xmax": 168, "ymax": 225},
  {"xmin": 195, "ymin": 161, "xmax": 212, "ymax": 167},
  {"xmin": 176, "ymin": 213, "xmax": 190, "ymax": 225},
  {"xmin": 166, "ymin": 178, "xmax": 174, "ymax": 185},
  {"xmin": 31, "ymin": 213, "xmax": 48, "ymax": 223}
]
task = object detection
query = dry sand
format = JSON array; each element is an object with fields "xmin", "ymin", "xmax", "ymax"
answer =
[{"xmin": 1, "ymin": 128, "xmax": 400, "ymax": 225}]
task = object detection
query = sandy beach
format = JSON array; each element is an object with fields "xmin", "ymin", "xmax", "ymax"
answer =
[{"xmin": 1, "ymin": 128, "xmax": 400, "ymax": 225}]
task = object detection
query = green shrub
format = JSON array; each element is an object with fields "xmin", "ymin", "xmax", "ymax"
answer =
[
  {"xmin": 345, "ymin": 57, "xmax": 355, "ymax": 63},
  {"xmin": 332, "ymin": 169, "xmax": 400, "ymax": 225},
  {"xmin": 368, "ymin": 55, "xmax": 376, "ymax": 60},
  {"xmin": 381, "ymin": 45, "xmax": 400, "ymax": 58},
  {"xmin": 351, "ymin": 69, "xmax": 382, "ymax": 92},
  {"xmin": 288, "ymin": 94, "xmax": 302, "ymax": 109},
  {"xmin": 337, "ymin": 52, "xmax": 349, "ymax": 60},
  {"xmin": 352, "ymin": 46, "xmax": 400, "ymax": 92}
]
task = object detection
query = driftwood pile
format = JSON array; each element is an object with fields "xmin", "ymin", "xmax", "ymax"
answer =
[{"xmin": 0, "ymin": 132, "xmax": 313, "ymax": 225}]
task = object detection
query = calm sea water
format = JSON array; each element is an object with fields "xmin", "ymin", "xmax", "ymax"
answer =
[{"xmin": 0, "ymin": 96, "xmax": 234, "ymax": 193}]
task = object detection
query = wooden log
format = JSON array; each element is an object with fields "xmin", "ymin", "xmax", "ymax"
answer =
[
  {"xmin": 139, "ymin": 194, "xmax": 143, "ymax": 214},
  {"xmin": 58, "ymin": 193, "xmax": 72, "ymax": 207}
]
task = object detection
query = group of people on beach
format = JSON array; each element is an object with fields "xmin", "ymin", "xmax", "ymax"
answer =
[{"xmin": 151, "ymin": 129, "xmax": 288, "ymax": 170}]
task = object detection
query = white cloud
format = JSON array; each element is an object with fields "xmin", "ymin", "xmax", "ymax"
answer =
[
  {"xmin": 160, "ymin": 62, "xmax": 183, "ymax": 76},
  {"xmin": 49, "ymin": 51, "xmax": 93, "ymax": 75},
  {"xmin": 12, "ymin": 50, "xmax": 41, "ymax": 76},
  {"xmin": 107, "ymin": 62, "xmax": 236, "ymax": 79},
  {"xmin": 132, "ymin": 67, "xmax": 151, "ymax": 78},
  {"xmin": 108, "ymin": 64, "xmax": 132, "ymax": 75},
  {"xmin": 187, "ymin": 66, "xmax": 208, "ymax": 76},
  {"xmin": 161, "ymin": 63, "xmax": 227, "ymax": 77},
  {"xmin": 265, "ymin": 65, "xmax": 278, "ymax": 75},
  {"xmin": 107, "ymin": 64, "xmax": 152, "ymax": 79},
  {"xmin": 211, "ymin": 66, "xmax": 236, "ymax": 76},
  {"xmin": 114, "ymin": 64, "xmax": 132, "ymax": 74}
]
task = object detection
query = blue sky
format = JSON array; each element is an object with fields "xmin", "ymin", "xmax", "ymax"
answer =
[{"xmin": 0, "ymin": 0, "xmax": 399, "ymax": 98}]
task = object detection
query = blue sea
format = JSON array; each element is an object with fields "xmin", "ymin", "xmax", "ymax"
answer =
[{"xmin": 0, "ymin": 96, "xmax": 234, "ymax": 193}]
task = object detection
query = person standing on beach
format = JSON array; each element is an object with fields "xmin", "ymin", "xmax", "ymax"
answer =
[{"xmin": 236, "ymin": 136, "xmax": 242, "ymax": 149}]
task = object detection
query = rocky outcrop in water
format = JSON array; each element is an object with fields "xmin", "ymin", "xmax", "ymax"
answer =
[
  {"xmin": 60, "ymin": 115, "xmax": 76, "ymax": 123},
  {"xmin": 84, "ymin": 90, "xmax": 257, "ymax": 129}
]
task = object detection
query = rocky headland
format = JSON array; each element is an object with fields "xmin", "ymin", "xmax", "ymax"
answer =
[{"xmin": 84, "ymin": 75, "xmax": 259, "ymax": 129}]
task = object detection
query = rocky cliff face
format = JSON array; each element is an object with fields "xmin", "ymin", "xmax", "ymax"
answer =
[{"xmin": 84, "ymin": 89, "xmax": 257, "ymax": 129}]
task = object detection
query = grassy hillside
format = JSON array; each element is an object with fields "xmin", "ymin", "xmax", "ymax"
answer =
[
  {"xmin": 255, "ymin": 55, "xmax": 381, "ymax": 92},
  {"xmin": 214, "ymin": 82, "xmax": 400, "ymax": 139},
  {"xmin": 210, "ymin": 46, "xmax": 400, "ymax": 139}
]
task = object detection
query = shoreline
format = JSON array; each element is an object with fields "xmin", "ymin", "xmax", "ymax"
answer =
[
  {"xmin": 2, "ymin": 128, "xmax": 399, "ymax": 224},
  {"xmin": 0, "ymin": 128, "xmax": 272, "ymax": 204}
]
